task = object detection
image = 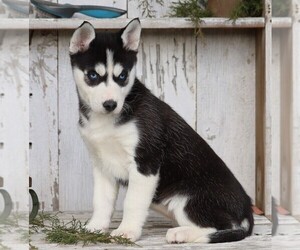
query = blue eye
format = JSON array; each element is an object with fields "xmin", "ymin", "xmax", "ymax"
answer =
[
  {"xmin": 87, "ymin": 70, "xmax": 99, "ymax": 81},
  {"xmin": 118, "ymin": 71, "xmax": 127, "ymax": 81}
]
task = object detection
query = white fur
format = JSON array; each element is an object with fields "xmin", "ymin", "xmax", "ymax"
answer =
[
  {"xmin": 80, "ymin": 114, "xmax": 139, "ymax": 180},
  {"xmin": 81, "ymin": 113, "xmax": 140, "ymax": 233},
  {"xmin": 163, "ymin": 195, "xmax": 195, "ymax": 227},
  {"xmin": 78, "ymin": 101, "xmax": 159, "ymax": 241},
  {"xmin": 111, "ymin": 169, "xmax": 159, "ymax": 241},
  {"xmin": 95, "ymin": 63, "xmax": 106, "ymax": 77},
  {"xmin": 241, "ymin": 218, "xmax": 250, "ymax": 231},
  {"xmin": 85, "ymin": 166, "xmax": 118, "ymax": 232},
  {"xmin": 113, "ymin": 63, "xmax": 124, "ymax": 77},
  {"xmin": 72, "ymin": 49, "xmax": 136, "ymax": 115},
  {"xmin": 163, "ymin": 195, "xmax": 216, "ymax": 243},
  {"xmin": 69, "ymin": 22, "xmax": 95, "ymax": 55},
  {"xmin": 106, "ymin": 49, "xmax": 114, "ymax": 78},
  {"xmin": 166, "ymin": 226, "xmax": 216, "ymax": 244},
  {"xmin": 121, "ymin": 19, "xmax": 141, "ymax": 51}
]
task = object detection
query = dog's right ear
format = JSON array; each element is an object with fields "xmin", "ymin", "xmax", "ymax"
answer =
[{"xmin": 69, "ymin": 21, "xmax": 95, "ymax": 55}]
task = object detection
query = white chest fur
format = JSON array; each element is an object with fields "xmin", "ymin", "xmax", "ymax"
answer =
[{"xmin": 79, "ymin": 113, "xmax": 139, "ymax": 180}]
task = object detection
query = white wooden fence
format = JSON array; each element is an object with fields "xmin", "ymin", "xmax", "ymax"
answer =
[{"xmin": 0, "ymin": 0, "xmax": 299, "ymax": 217}]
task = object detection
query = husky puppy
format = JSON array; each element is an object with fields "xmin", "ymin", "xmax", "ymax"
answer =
[{"xmin": 69, "ymin": 18, "xmax": 254, "ymax": 244}]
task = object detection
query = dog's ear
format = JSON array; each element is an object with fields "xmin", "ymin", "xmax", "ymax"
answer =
[
  {"xmin": 69, "ymin": 21, "xmax": 95, "ymax": 55},
  {"xmin": 121, "ymin": 18, "xmax": 141, "ymax": 52}
]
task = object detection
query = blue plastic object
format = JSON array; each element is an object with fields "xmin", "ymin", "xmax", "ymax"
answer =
[
  {"xmin": 79, "ymin": 9, "xmax": 123, "ymax": 18},
  {"xmin": 30, "ymin": 0, "xmax": 127, "ymax": 18}
]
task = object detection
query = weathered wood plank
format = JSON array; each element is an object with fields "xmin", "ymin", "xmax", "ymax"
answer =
[
  {"xmin": 197, "ymin": 29, "xmax": 256, "ymax": 201},
  {"xmin": 0, "ymin": 30, "xmax": 29, "ymax": 211},
  {"xmin": 29, "ymin": 30, "xmax": 59, "ymax": 211},
  {"xmin": 273, "ymin": 17, "xmax": 292, "ymax": 28},
  {"xmin": 29, "ymin": 211, "xmax": 272, "ymax": 249},
  {"xmin": 271, "ymin": 30, "xmax": 281, "ymax": 204},
  {"xmin": 255, "ymin": 0, "xmax": 272, "ymax": 215},
  {"xmin": 26, "ymin": 18, "xmax": 266, "ymax": 30},
  {"xmin": 57, "ymin": 30, "xmax": 93, "ymax": 211},
  {"xmin": 137, "ymin": 29, "xmax": 197, "ymax": 127},
  {"xmin": 255, "ymin": 27, "xmax": 266, "ymax": 213},
  {"xmin": 280, "ymin": 28, "xmax": 292, "ymax": 211},
  {"xmin": 291, "ymin": 0, "xmax": 300, "ymax": 215},
  {"xmin": 262, "ymin": 0, "xmax": 272, "ymax": 216}
]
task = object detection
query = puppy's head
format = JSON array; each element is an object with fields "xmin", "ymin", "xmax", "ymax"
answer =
[{"xmin": 69, "ymin": 19, "xmax": 141, "ymax": 115}]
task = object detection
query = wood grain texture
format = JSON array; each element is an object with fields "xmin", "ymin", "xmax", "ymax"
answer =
[
  {"xmin": 255, "ymin": 0, "xmax": 273, "ymax": 216},
  {"xmin": 255, "ymin": 28, "xmax": 266, "ymax": 212},
  {"xmin": 0, "ymin": 30, "xmax": 29, "ymax": 211},
  {"xmin": 197, "ymin": 29, "xmax": 256, "ymax": 201},
  {"xmin": 58, "ymin": 30, "xmax": 93, "ymax": 211},
  {"xmin": 271, "ymin": 30, "xmax": 281, "ymax": 203},
  {"xmin": 273, "ymin": 17, "xmax": 292, "ymax": 28},
  {"xmin": 137, "ymin": 29, "xmax": 197, "ymax": 127},
  {"xmin": 30, "ymin": 211, "xmax": 272, "ymax": 249},
  {"xmin": 29, "ymin": 30, "xmax": 59, "ymax": 211},
  {"xmin": 280, "ymin": 29, "xmax": 292, "ymax": 211},
  {"xmin": 291, "ymin": 0, "xmax": 300, "ymax": 215},
  {"xmin": 28, "ymin": 18, "xmax": 266, "ymax": 30},
  {"xmin": 263, "ymin": 0, "xmax": 272, "ymax": 216}
]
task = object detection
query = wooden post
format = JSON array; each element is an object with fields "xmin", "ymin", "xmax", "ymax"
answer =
[
  {"xmin": 280, "ymin": 28, "xmax": 292, "ymax": 211},
  {"xmin": 256, "ymin": 0, "xmax": 272, "ymax": 215},
  {"xmin": 291, "ymin": 0, "xmax": 300, "ymax": 215}
]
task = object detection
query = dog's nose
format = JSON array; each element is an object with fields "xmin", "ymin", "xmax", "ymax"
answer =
[{"xmin": 103, "ymin": 100, "xmax": 117, "ymax": 112}]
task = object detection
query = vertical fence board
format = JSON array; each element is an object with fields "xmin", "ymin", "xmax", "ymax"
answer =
[
  {"xmin": 30, "ymin": 30, "xmax": 59, "ymax": 211},
  {"xmin": 255, "ymin": 28, "xmax": 266, "ymax": 212},
  {"xmin": 0, "ymin": 30, "xmax": 29, "ymax": 211},
  {"xmin": 137, "ymin": 30, "xmax": 197, "ymax": 127},
  {"xmin": 58, "ymin": 31, "xmax": 93, "ymax": 211},
  {"xmin": 271, "ymin": 30, "xmax": 281, "ymax": 204},
  {"xmin": 291, "ymin": 0, "xmax": 300, "ymax": 215},
  {"xmin": 280, "ymin": 28, "xmax": 292, "ymax": 210},
  {"xmin": 262, "ymin": 0, "xmax": 272, "ymax": 215},
  {"xmin": 197, "ymin": 30, "xmax": 256, "ymax": 202}
]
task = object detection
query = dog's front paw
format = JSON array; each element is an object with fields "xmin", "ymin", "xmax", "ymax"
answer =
[
  {"xmin": 111, "ymin": 227, "xmax": 141, "ymax": 242},
  {"xmin": 85, "ymin": 219, "xmax": 109, "ymax": 232}
]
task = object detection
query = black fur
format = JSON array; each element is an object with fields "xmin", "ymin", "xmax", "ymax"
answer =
[
  {"xmin": 118, "ymin": 80, "xmax": 254, "ymax": 242},
  {"xmin": 70, "ymin": 24, "xmax": 254, "ymax": 243},
  {"xmin": 70, "ymin": 29, "xmax": 137, "ymax": 75}
]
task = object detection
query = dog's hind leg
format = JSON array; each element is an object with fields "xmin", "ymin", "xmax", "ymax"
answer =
[
  {"xmin": 164, "ymin": 195, "xmax": 251, "ymax": 244},
  {"xmin": 163, "ymin": 195, "xmax": 216, "ymax": 243}
]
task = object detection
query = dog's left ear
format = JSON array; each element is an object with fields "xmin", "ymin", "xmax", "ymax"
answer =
[{"xmin": 121, "ymin": 18, "xmax": 141, "ymax": 52}]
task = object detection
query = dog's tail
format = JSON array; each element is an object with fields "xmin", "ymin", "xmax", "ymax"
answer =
[{"xmin": 209, "ymin": 213, "xmax": 254, "ymax": 243}]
